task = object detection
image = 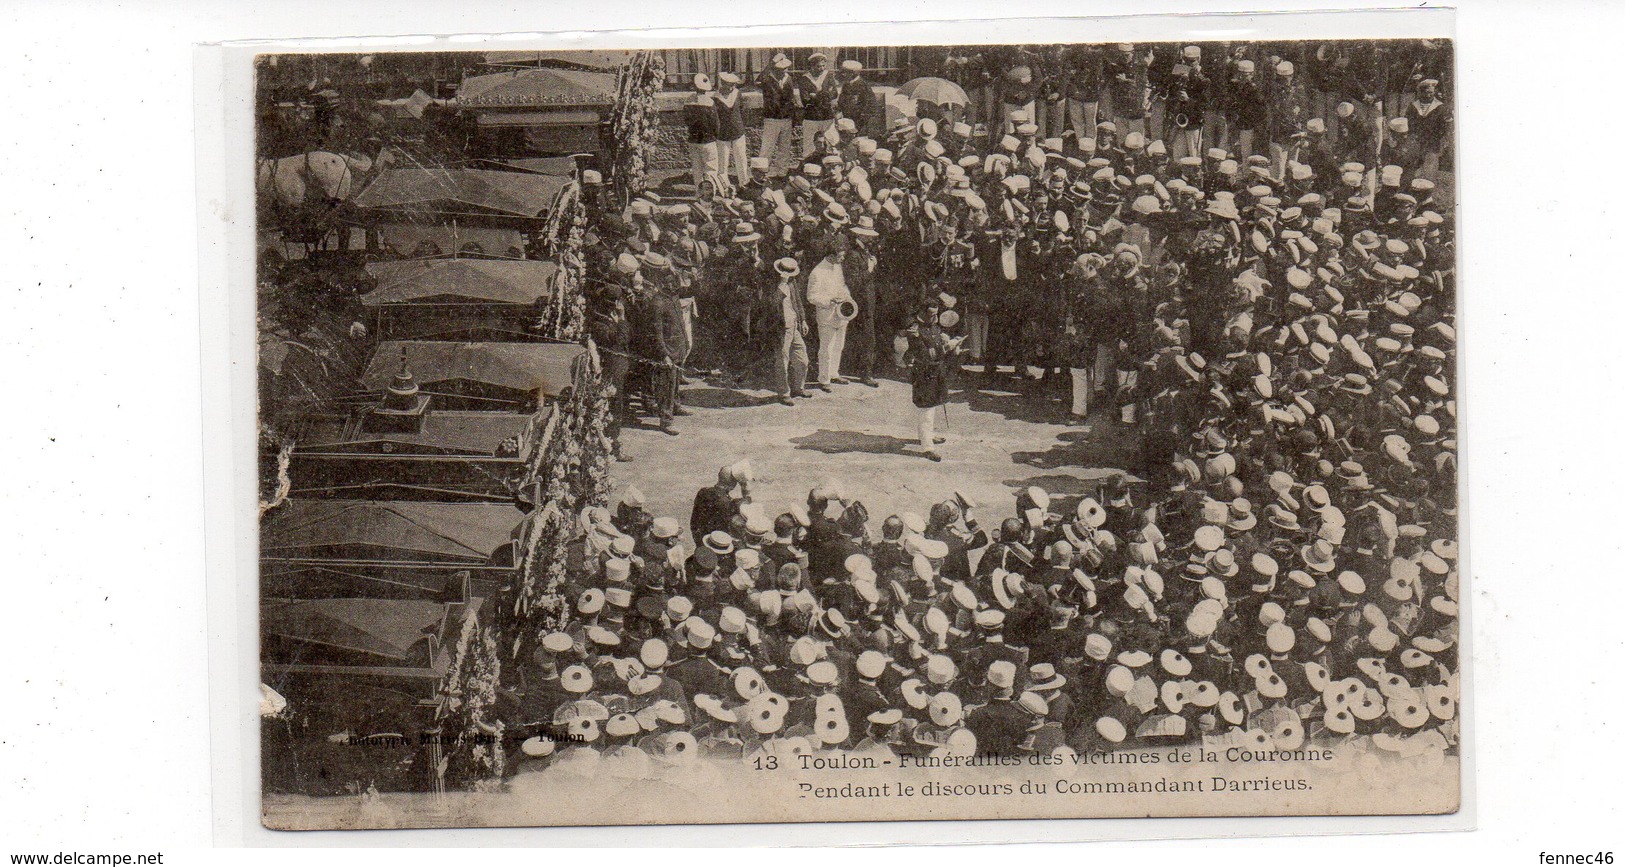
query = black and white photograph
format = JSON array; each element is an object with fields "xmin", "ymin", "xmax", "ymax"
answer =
[
  {"xmin": 42, "ymin": 0, "xmax": 1625, "ymax": 858},
  {"xmin": 250, "ymin": 34, "xmax": 1460, "ymax": 830}
]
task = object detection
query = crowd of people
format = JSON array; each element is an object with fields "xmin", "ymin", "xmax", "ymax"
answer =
[
  {"xmin": 504, "ymin": 444, "xmax": 1457, "ymax": 771},
  {"xmin": 574, "ymin": 40, "xmax": 1452, "ymax": 464},
  {"xmin": 501, "ymin": 40, "xmax": 1457, "ymax": 774},
  {"xmin": 921, "ymin": 41, "xmax": 1451, "ymax": 177}
]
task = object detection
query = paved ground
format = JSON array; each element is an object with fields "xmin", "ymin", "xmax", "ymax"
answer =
[{"xmin": 607, "ymin": 365, "xmax": 1144, "ymax": 545}]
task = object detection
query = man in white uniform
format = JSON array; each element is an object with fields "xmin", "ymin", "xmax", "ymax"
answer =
[{"xmin": 805, "ymin": 229, "xmax": 855, "ymax": 388}]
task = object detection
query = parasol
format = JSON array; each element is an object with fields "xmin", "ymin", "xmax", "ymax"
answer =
[
  {"xmin": 883, "ymin": 91, "xmax": 919, "ymax": 128},
  {"xmin": 897, "ymin": 77, "xmax": 971, "ymax": 107}
]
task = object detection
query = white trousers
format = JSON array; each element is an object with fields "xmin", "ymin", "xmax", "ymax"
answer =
[
  {"xmin": 1066, "ymin": 100, "xmax": 1100, "ymax": 140},
  {"xmin": 918, "ymin": 405, "xmax": 939, "ymax": 452},
  {"xmin": 759, "ymin": 118, "xmax": 796, "ymax": 175},
  {"xmin": 801, "ymin": 119, "xmax": 836, "ymax": 157},
  {"xmin": 817, "ymin": 320, "xmax": 848, "ymax": 383},
  {"xmin": 690, "ymin": 142, "xmax": 719, "ymax": 189},
  {"xmin": 1070, "ymin": 368, "xmax": 1090, "ymax": 416},
  {"xmin": 1170, "ymin": 127, "xmax": 1203, "ymax": 161},
  {"xmin": 718, "ymin": 135, "xmax": 749, "ymax": 188}
]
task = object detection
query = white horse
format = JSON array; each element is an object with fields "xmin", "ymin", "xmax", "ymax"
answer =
[
  {"xmin": 257, "ymin": 146, "xmax": 398, "ymax": 252},
  {"xmin": 256, "ymin": 146, "xmax": 397, "ymax": 210}
]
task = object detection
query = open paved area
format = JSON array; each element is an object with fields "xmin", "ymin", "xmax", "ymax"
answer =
[{"xmin": 607, "ymin": 367, "xmax": 1143, "ymax": 541}]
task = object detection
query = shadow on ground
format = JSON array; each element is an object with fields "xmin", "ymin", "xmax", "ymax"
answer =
[
  {"xmin": 790, "ymin": 429, "xmax": 919, "ymax": 457},
  {"xmin": 682, "ymin": 385, "xmax": 767, "ymax": 409},
  {"xmin": 953, "ymin": 381, "xmax": 1069, "ymax": 426},
  {"xmin": 1011, "ymin": 419, "xmax": 1145, "ymax": 471}
]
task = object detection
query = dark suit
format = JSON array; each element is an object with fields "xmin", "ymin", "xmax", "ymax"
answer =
[
  {"xmin": 928, "ymin": 525, "xmax": 987, "ymax": 585},
  {"xmin": 906, "ymin": 322, "xmax": 953, "ymax": 409},
  {"xmin": 691, "ymin": 485, "xmax": 738, "ymax": 542},
  {"xmin": 805, "ymin": 513, "xmax": 846, "ymax": 580},
  {"xmin": 759, "ymin": 72, "xmax": 801, "ymax": 122},
  {"xmin": 836, "ymin": 75, "xmax": 878, "ymax": 135},
  {"xmin": 666, "ymin": 655, "xmax": 731, "ymax": 701},
  {"xmin": 589, "ymin": 305, "xmax": 632, "ymax": 438},
  {"xmin": 967, "ymin": 697, "xmax": 1029, "ymax": 757}
]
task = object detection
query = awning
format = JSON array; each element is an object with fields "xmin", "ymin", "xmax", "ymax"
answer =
[
  {"xmin": 354, "ymin": 168, "xmax": 566, "ymax": 217},
  {"xmin": 363, "ymin": 340, "xmax": 585, "ymax": 398},
  {"xmin": 298, "ymin": 409, "xmax": 538, "ymax": 456},
  {"xmin": 262, "ymin": 500, "xmax": 525, "ymax": 562},
  {"xmin": 262, "ymin": 598, "xmax": 449, "ymax": 661},
  {"xmin": 362, "ymin": 258, "xmax": 559, "ymax": 306}
]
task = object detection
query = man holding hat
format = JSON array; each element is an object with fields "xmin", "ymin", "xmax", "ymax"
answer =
[
  {"xmin": 685, "ymin": 74, "xmax": 721, "ymax": 192},
  {"xmin": 1000, "ymin": 65, "xmax": 1039, "ymax": 137},
  {"xmin": 714, "ymin": 71, "xmax": 750, "ymax": 189},
  {"xmin": 807, "ymin": 233, "xmax": 857, "ymax": 389}
]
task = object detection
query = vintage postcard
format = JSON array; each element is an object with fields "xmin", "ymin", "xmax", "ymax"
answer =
[{"xmin": 249, "ymin": 28, "xmax": 1461, "ymax": 830}]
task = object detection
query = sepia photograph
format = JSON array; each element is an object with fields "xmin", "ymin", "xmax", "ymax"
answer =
[{"xmin": 251, "ymin": 34, "xmax": 1461, "ymax": 830}]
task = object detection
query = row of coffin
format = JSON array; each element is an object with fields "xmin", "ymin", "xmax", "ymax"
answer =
[{"xmin": 262, "ymin": 255, "xmax": 583, "ymax": 751}]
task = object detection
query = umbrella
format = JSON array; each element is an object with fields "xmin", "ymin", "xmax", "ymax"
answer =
[
  {"xmin": 897, "ymin": 77, "xmax": 971, "ymax": 107},
  {"xmin": 884, "ymin": 92, "xmax": 919, "ymax": 128}
]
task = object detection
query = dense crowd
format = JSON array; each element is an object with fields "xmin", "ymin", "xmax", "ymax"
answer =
[
  {"xmin": 499, "ymin": 41, "xmax": 1457, "ymax": 774},
  {"xmin": 575, "ymin": 42, "xmax": 1452, "ymax": 459}
]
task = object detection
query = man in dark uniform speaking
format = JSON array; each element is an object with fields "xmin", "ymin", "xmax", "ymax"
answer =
[{"xmin": 904, "ymin": 298, "xmax": 962, "ymax": 462}]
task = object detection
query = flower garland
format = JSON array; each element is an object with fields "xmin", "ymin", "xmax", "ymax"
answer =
[
  {"xmin": 497, "ymin": 343, "xmax": 615, "ymax": 671},
  {"xmin": 571, "ymin": 340, "xmax": 615, "ymax": 510},
  {"xmin": 537, "ymin": 181, "xmax": 588, "ymax": 342},
  {"xmin": 533, "ymin": 181, "xmax": 591, "ymax": 342},
  {"xmin": 607, "ymin": 51, "xmax": 666, "ymax": 209},
  {"xmin": 435, "ymin": 605, "xmax": 505, "ymax": 788}
]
